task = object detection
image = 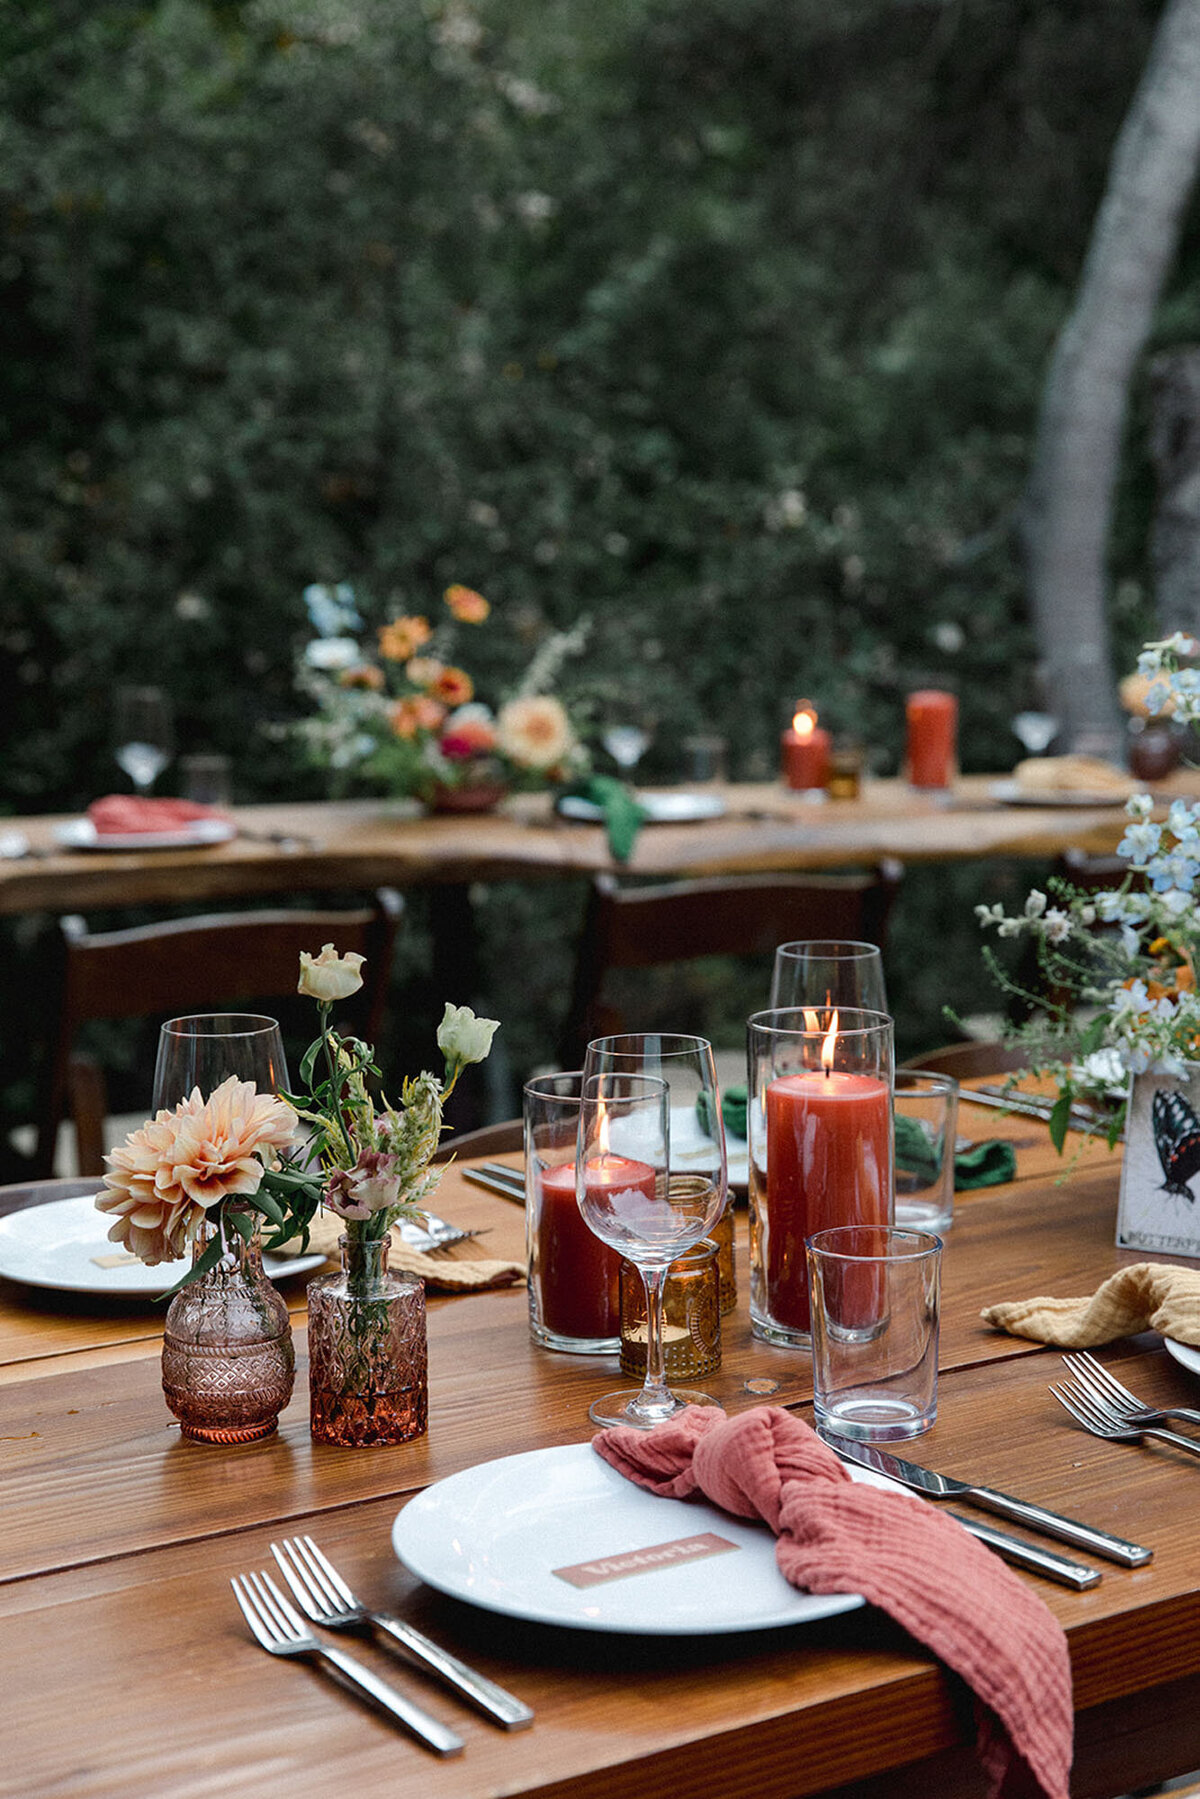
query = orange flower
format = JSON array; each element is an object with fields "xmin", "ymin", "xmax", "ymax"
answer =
[
  {"xmin": 96, "ymin": 1077, "xmax": 297, "ymax": 1265},
  {"xmin": 444, "ymin": 584, "xmax": 490, "ymax": 623},
  {"xmin": 389, "ymin": 694, "xmax": 446, "ymax": 739},
  {"xmin": 431, "ymin": 665, "xmax": 474, "ymax": 706},
  {"xmin": 378, "ymin": 615, "xmax": 432, "ymax": 661},
  {"xmin": 405, "ymin": 656, "xmax": 446, "ymax": 689},
  {"xmin": 337, "ymin": 663, "xmax": 385, "ymax": 691}
]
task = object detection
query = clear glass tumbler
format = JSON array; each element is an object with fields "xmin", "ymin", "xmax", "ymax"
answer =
[
  {"xmin": 806, "ymin": 1225, "xmax": 942, "ymax": 1441},
  {"xmin": 893, "ymin": 1070, "xmax": 958, "ymax": 1234}
]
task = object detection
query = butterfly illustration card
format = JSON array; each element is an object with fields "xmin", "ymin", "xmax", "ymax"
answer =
[{"xmin": 1117, "ymin": 1071, "xmax": 1200, "ymax": 1260}]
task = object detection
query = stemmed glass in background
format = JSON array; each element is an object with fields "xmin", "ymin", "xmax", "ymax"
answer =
[
  {"xmin": 1010, "ymin": 711, "xmax": 1059, "ymax": 757},
  {"xmin": 575, "ymin": 1071, "xmax": 723, "ymax": 1427},
  {"xmin": 770, "ymin": 940, "xmax": 888, "ymax": 1014},
  {"xmin": 601, "ymin": 706, "xmax": 656, "ymax": 782},
  {"xmin": 152, "ymin": 1013, "xmax": 290, "ymax": 1114},
  {"xmin": 113, "ymin": 685, "xmax": 174, "ymax": 795},
  {"xmin": 582, "ymin": 1032, "xmax": 733, "ymax": 1312}
]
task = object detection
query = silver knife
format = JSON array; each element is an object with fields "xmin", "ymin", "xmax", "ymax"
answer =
[
  {"xmin": 461, "ymin": 1167, "xmax": 526, "ymax": 1205},
  {"xmin": 944, "ymin": 1513, "xmax": 1099, "ymax": 1589},
  {"xmin": 958, "ymin": 1087, "xmax": 1100, "ymax": 1132},
  {"xmin": 820, "ymin": 1432, "xmax": 1151, "ymax": 1567}
]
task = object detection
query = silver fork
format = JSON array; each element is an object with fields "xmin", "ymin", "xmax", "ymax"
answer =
[
  {"xmin": 1050, "ymin": 1378, "xmax": 1200, "ymax": 1461},
  {"xmin": 270, "ymin": 1536, "xmax": 533, "ymax": 1730},
  {"xmin": 231, "ymin": 1569, "xmax": 464, "ymax": 1755},
  {"xmin": 1062, "ymin": 1351, "xmax": 1200, "ymax": 1431}
]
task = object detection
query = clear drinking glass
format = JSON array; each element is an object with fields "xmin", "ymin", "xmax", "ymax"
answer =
[
  {"xmin": 893, "ymin": 1070, "xmax": 958, "ymax": 1234},
  {"xmin": 769, "ymin": 941, "xmax": 887, "ymax": 1013},
  {"xmin": 601, "ymin": 705, "xmax": 656, "ymax": 778},
  {"xmin": 582, "ymin": 1033, "xmax": 734, "ymax": 1312},
  {"xmin": 806, "ymin": 1225, "xmax": 942, "ymax": 1441},
  {"xmin": 153, "ymin": 1013, "xmax": 290, "ymax": 1112},
  {"xmin": 575, "ymin": 1070, "xmax": 723, "ymax": 1428},
  {"xmin": 747, "ymin": 1007, "xmax": 894, "ymax": 1348},
  {"xmin": 524, "ymin": 1071, "xmax": 622, "ymax": 1353},
  {"xmin": 113, "ymin": 685, "xmax": 174, "ymax": 795}
]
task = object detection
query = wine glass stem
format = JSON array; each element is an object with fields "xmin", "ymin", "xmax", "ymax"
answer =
[{"xmin": 637, "ymin": 1263, "xmax": 674, "ymax": 1417}]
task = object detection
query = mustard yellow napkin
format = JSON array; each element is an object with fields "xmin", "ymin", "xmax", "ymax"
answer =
[
  {"xmin": 280, "ymin": 1213, "xmax": 525, "ymax": 1295},
  {"xmin": 981, "ymin": 1262, "xmax": 1200, "ymax": 1347}
]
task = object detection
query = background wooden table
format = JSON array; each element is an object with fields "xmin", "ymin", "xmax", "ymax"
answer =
[
  {"xmin": 4, "ymin": 1110, "xmax": 1200, "ymax": 1799},
  {"xmin": 5, "ymin": 775, "xmax": 1200, "ymax": 914}
]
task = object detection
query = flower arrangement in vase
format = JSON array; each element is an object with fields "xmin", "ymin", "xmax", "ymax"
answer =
[
  {"xmin": 285, "ymin": 946, "xmax": 499, "ymax": 1446},
  {"xmin": 295, "ymin": 580, "xmax": 588, "ymax": 810}
]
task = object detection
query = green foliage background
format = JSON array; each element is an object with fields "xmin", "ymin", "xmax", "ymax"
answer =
[{"xmin": 0, "ymin": 0, "xmax": 1190, "ymax": 1132}]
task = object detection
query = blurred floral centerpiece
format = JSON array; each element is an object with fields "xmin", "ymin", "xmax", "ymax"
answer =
[
  {"xmin": 296, "ymin": 580, "xmax": 587, "ymax": 809},
  {"xmin": 976, "ymin": 634, "xmax": 1200, "ymax": 1166}
]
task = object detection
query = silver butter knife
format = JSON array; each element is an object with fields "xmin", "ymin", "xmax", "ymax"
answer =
[
  {"xmin": 945, "ymin": 1514, "xmax": 1100, "ymax": 1589},
  {"xmin": 461, "ymin": 1167, "xmax": 526, "ymax": 1204},
  {"xmin": 820, "ymin": 1433, "xmax": 1151, "ymax": 1567}
]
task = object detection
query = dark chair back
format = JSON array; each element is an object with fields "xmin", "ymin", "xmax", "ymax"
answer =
[
  {"xmin": 559, "ymin": 861, "xmax": 902, "ymax": 1066},
  {"xmin": 35, "ymin": 890, "xmax": 403, "ymax": 1177}
]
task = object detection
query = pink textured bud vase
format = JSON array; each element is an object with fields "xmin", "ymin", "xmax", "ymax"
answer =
[{"xmin": 307, "ymin": 1234, "xmax": 428, "ymax": 1447}]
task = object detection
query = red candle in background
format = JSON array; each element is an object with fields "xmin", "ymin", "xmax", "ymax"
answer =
[
  {"xmin": 534, "ymin": 1162, "xmax": 623, "ymax": 1340},
  {"xmin": 579, "ymin": 1153, "xmax": 660, "ymax": 1252},
  {"xmin": 905, "ymin": 689, "xmax": 958, "ymax": 789},
  {"xmin": 763, "ymin": 1068, "xmax": 891, "ymax": 1332},
  {"xmin": 782, "ymin": 703, "xmax": 832, "ymax": 791}
]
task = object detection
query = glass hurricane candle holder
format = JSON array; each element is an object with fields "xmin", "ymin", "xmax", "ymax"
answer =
[
  {"xmin": 524, "ymin": 1071, "xmax": 622, "ymax": 1353},
  {"xmin": 747, "ymin": 1007, "xmax": 894, "ymax": 1348}
]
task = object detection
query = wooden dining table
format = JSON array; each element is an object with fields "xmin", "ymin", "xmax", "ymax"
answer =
[
  {"xmin": 4, "ymin": 1089, "xmax": 1200, "ymax": 1799},
  {"xmin": 5, "ymin": 774, "xmax": 1200, "ymax": 915}
]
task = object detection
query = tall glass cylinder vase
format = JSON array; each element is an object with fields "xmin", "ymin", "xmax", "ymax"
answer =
[
  {"xmin": 747, "ymin": 1007, "xmax": 894, "ymax": 1348},
  {"xmin": 307, "ymin": 1234, "xmax": 428, "ymax": 1448},
  {"xmin": 161, "ymin": 1214, "xmax": 295, "ymax": 1443}
]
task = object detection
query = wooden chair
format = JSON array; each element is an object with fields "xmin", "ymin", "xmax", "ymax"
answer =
[
  {"xmin": 33, "ymin": 890, "xmax": 403, "ymax": 1178},
  {"xmin": 433, "ymin": 1118, "xmax": 523, "ymax": 1164},
  {"xmin": 900, "ymin": 1041, "xmax": 1029, "ymax": 1079},
  {"xmin": 559, "ymin": 862, "xmax": 903, "ymax": 1066}
]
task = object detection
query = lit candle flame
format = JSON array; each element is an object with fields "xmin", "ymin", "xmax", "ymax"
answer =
[
  {"xmin": 821, "ymin": 1010, "xmax": 839, "ymax": 1076},
  {"xmin": 791, "ymin": 701, "xmax": 818, "ymax": 738},
  {"xmin": 596, "ymin": 1105, "xmax": 611, "ymax": 1159}
]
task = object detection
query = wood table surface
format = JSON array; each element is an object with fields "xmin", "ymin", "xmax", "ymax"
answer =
[
  {"xmin": 4, "ymin": 1105, "xmax": 1200, "ymax": 1799},
  {"xmin": 6, "ymin": 774, "xmax": 1200, "ymax": 914}
]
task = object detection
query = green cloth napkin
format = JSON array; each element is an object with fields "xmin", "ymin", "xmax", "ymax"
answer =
[
  {"xmin": 698, "ymin": 1085, "xmax": 747, "ymax": 1142},
  {"xmin": 895, "ymin": 1112, "xmax": 1016, "ymax": 1191},
  {"xmin": 703, "ymin": 1089, "xmax": 1015, "ymax": 1192},
  {"xmin": 560, "ymin": 775, "xmax": 647, "ymax": 863}
]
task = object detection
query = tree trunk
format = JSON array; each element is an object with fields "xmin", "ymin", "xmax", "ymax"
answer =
[
  {"xmin": 1023, "ymin": 0, "xmax": 1200, "ymax": 755},
  {"xmin": 1149, "ymin": 345, "xmax": 1200, "ymax": 636}
]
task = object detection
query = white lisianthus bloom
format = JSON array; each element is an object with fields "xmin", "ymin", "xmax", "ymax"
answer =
[
  {"xmin": 304, "ymin": 636, "xmax": 360, "ymax": 670},
  {"xmin": 1074, "ymin": 1048, "xmax": 1127, "ymax": 1089},
  {"xmin": 298, "ymin": 943, "xmax": 366, "ymax": 1003},
  {"xmin": 437, "ymin": 1003, "xmax": 500, "ymax": 1069}
]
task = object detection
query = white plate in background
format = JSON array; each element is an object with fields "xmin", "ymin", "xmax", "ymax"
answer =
[
  {"xmin": 0, "ymin": 1195, "xmax": 325, "ymax": 1296},
  {"xmin": 54, "ymin": 817, "xmax": 236, "ymax": 851},
  {"xmin": 1163, "ymin": 1337, "xmax": 1200, "ymax": 1380},
  {"xmin": 557, "ymin": 791, "xmax": 726, "ymax": 825}
]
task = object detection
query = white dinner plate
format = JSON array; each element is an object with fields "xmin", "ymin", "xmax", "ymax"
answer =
[
  {"xmin": 988, "ymin": 780, "xmax": 1130, "ymax": 809},
  {"xmin": 0, "ymin": 1195, "xmax": 326, "ymax": 1296},
  {"xmin": 1163, "ymin": 1337, "xmax": 1200, "ymax": 1379},
  {"xmin": 393, "ymin": 1441, "xmax": 899, "ymax": 1635},
  {"xmin": 54, "ymin": 817, "xmax": 236, "ymax": 851},
  {"xmin": 557, "ymin": 791, "xmax": 727, "ymax": 826}
]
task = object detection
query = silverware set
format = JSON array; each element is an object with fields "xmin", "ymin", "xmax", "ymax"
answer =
[
  {"xmin": 1051, "ymin": 1349, "xmax": 1200, "ymax": 1461},
  {"xmin": 232, "ymin": 1537, "xmax": 533, "ymax": 1749},
  {"xmin": 461, "ymin": 1162, "xmax": 525, "ymax": 1203}
]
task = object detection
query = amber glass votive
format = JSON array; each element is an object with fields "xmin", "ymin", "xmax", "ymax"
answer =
[
  {"xmin": 619, "ymin": 1239, "xmax": 721, "ymax": 1380},
  {"xmin": 826, "ymin": 738, "xmax": 865, "ymax": 800}
]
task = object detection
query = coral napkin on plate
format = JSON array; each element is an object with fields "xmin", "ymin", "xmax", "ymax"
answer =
[
  {"xmin": 981, "ymin": 1261, "xmax": 1200, "ymax": 1347},
  {"xmin": 594, "ymin": 1406, "xmax": 1072, "ymax": 1799},
  {"xmin": 86, "ymin": 796, "xmax": 225, "ymax": 835}
]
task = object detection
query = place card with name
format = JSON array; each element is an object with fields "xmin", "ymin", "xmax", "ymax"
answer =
[{"xmin": 553, "ymin": 1532, "xmax": 738, "ymax": 1588}]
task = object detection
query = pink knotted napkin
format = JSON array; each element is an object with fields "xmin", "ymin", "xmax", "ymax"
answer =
[
  {"xmin": 87, "ymin": 796, "xmax": 225, "ymax": 835},
  {"xmin": 594, "ymin": 1406, "xmax": 1072, "ymax": 1799}
]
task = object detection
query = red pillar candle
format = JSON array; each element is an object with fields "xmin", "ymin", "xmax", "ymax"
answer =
[
  {"xmin": 578, "ymin": 1153, "xmax": 660, "ymax": 1253},
  {"xmin": 763, "ymin": 1069, "xmax": 891, "ymax": 1332},
  {"xmin": 782, "ymin": 704, "xmax": 831, "ymax": 791},
  {"xmin": 534, "ymin": 1162, "xmax": 623, "ymax": 1341},
  {"xmin": 905, "ymin": 689, "xmax": 958, "ymax": 789}
]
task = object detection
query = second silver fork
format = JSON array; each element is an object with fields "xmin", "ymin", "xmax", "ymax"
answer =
[
  {"xmin": 1051, "ymin": 1376, "xmax": 1200, "ymax": 1460},
  {"xmin": 1062, "ymin": 1350, "xmax": 1200, "ymax": 1432},
  {"xmin": 271, "ymin": 1536, "xmax": 534, "ymax": 1730}
]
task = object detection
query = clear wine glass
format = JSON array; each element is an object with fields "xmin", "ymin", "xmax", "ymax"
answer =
[
  {"xmin": 770, "ymin": 941, "xmax": 888, "ymax": 1013},
  {"xmin": 583, "ymin": 1032, "xmax": 732, "ymax": 1313},
  {"xmin": 575, "ymin": 1070, "xmax": 723, "ymax": 1428},
  {"xmin": 153, "ymin": 1013, "xmax": 290, "ymax": 1113},
  {"xmin": 601, "ymin": 707, "xmax": 656, "ymax": 779},
  {"xmin": 1011, "ymin": 711, "xmax": 1059, "ymax": 756},
  {"xmin": 114, "ymin": 686, "xmax": 174, "ymax": 795}
]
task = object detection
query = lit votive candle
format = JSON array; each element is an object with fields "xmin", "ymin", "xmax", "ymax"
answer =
[{"xmin": 782, "ymin": 702, "xmax": 831, "ymax": 792}]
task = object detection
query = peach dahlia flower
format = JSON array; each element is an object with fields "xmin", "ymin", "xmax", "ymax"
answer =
[
  {"xmin": 96, "ymin": 1077, "xmax": 298, "ymax": 1265},
  {"xmin": 444, "ymin": 584, "xmax": 490, "ymax": 623},
  {"xmin": 496, "ymin": 695, "xmax": 575, "ymax": 770}
]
